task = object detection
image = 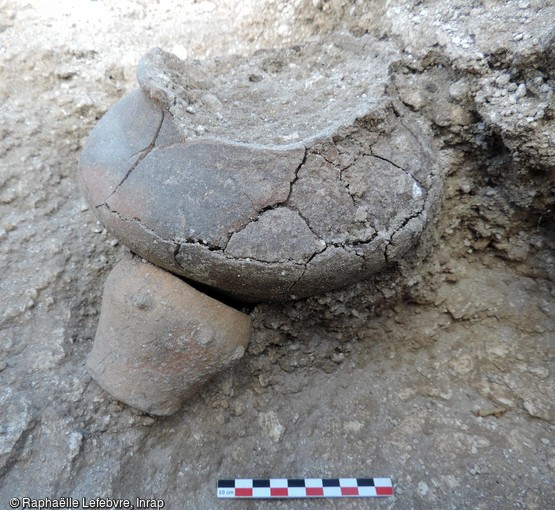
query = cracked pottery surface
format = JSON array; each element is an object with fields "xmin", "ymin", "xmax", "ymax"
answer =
[{"xmin": 80, "ymin": 34, "xmax": 442, "ymax": 302}]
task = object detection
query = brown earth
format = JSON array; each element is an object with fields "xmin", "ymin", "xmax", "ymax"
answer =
[{"xmin": 0, "ymin": 1, "xmax": 554, "ymax": 509}]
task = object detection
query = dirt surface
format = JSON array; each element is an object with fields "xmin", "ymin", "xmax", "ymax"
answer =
[
  {"xmin": 1, "ymin": 1, "xmax": 554, "ymax": 509},
  {"xmin": 135, "ymin": 36, "xmax": 397, "ymax": 145}
]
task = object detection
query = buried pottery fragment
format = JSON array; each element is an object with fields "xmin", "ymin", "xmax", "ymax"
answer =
[
  {"xmin": 87, "ymin": 254, "xmax": 252, "ymax": 416},
  {"xmin": 80, "ymin": 33, "xmax": 442, "ymax": 414},
  {"xmin": 81, "ymin": 33, "xmax": 442, "ymax": 303}
]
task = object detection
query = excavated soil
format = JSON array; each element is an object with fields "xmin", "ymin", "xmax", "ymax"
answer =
[{"xmin": 1, "ymin": 1, "xmax": 554, "ymax": 509}]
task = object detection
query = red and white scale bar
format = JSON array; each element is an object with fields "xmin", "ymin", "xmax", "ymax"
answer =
[{"xmin": 217, "ymin": 478, "xmax": 394, "ymax": 499}]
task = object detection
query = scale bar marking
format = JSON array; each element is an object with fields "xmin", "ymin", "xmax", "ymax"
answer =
[{"xmin": 217, "ymin": 478, "xmax": 394, "ymax": 498}]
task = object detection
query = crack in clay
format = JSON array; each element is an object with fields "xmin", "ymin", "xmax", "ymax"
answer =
[
  {"xmin": 369, "ymin": 148, "xmax": 426, "ymax": 191},
  {"xmin": 221, "ymin": 202, "xmax": 275, "ymax": 252},
  {"xmin": 286, "ymin": 247, "xmax": 324, "ymax": 294},
  {"xmin": 285, "ymin": 146, "xmax": 307, "ymax": 203},
  {"xmin": 338, "ymin": 175, "xmax": 359, "ymax": 207},
  {"xmin": 102, "ymin": 204, "xmax": 314, "ymax": 267},
  {"xmin": 319, "ymin": 155, "xmax": 339, "ymax": 168},
  {"xmin": 287, "ymin": 224, "xmax": 383, "ymax": 294},
  {"xmin": 383, "ymin": 199, "xmax": 427, "ymax": 263},
  {"xmin": 226, "ymin": 173, "xmax": 257, "ymax": 211},
  {"xmin": 326, "ymin": 143, "xmax": 358, "ymax": 207},
  {"xmin": 96, "ymin": 111, "xmax": 166, "ymax": 208},
  {"xmin": 333, "ymin": 230, "xmax": 379, "ymax": 249},
  {"xmin": 220, "ymin": 146, "xmax": 308, "ymax": 250},
  {"xmin": 100, "ymin": 204, "xmax": 181, "ymax": 246},
  {"xmin": 290, "ymin": 145, "xmax": 414, "ymax": 246},
  {"xmin": 335, "ymin": 153, "xmax": 360, "ymax": 206},
  {"xmin": 224, "ymin": 205, "xmax": 327, "ymax": 265},
  {"xmin": 312, "ymin": 142, "xmax": 359, "ymax": 208},
  {"xmin": 283, "ymin": 203, "xmax": 328, "ymax": 247},
  {"xmin": 103, "ymin": 188, "xmax": 426, "ymax": 294},
  {"xmin": 398, "ymin": 117, "xmax": 423, "ymax": 147},
  {"xmin": 328, "ymin": 209, "xmax": 349, "ymax": 230},
  {"xmin": 221, "ymin": 252, "xmax": 308, "ymax": 267}
]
